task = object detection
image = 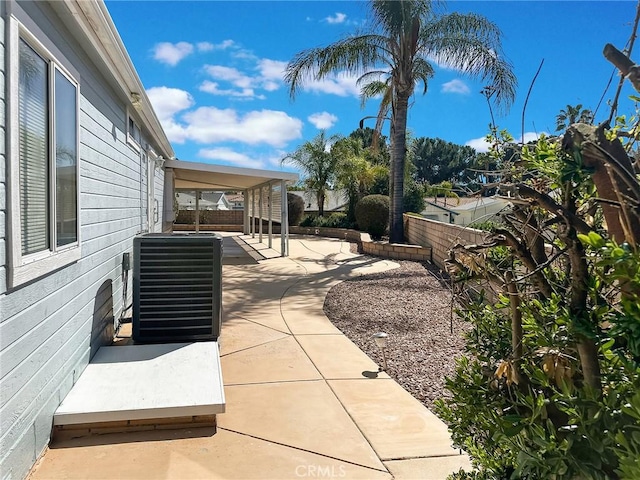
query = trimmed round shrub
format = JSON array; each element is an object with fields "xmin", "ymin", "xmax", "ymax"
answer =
[
  {"xmin": 355, "ymin": 194, "xmax": 389, "ymax": 240},
  {"xmin": 287, "ymin": 192, "xmax": 305, "ymax": 226}
]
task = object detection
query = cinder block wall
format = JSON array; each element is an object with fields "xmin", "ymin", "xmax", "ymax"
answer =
[
  {"xmin": 175, "ymin": 210, "xmax": 244, "ymax": 225},
  {"xmin": 404, "ymin": 214, "xmax": 487, "ymax": 269}
]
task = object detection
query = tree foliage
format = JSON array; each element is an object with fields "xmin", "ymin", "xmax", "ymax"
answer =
[
  {"xmin": 411, "ymin": 137, "xmax": 478, "ymax": 184},
  {"xmin": 281, "ymin": 131, "xmax": 341, "ymax": 217}
]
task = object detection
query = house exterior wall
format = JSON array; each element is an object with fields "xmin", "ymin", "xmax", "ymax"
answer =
[
  {"xmin": 0, "ymin": 2, "xmax": 166, "ymax": 478},
  {"xmin": 452, "ymin": 201, "xmax": 509, "ymax": 227},
  {"xmin": 0, "ymin": 4, "xmax": 6, "ymax": 294}
]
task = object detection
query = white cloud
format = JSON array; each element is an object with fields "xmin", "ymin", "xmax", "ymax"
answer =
[
  {"xmin": 146, "ymin": 87, "xmax": 195, "ymax": 144},
  {"xmin": 200, "ymin": 60, "xmax": 285, "ymax": 99},
  {"xmin": 326, "ymin": 12, "xmax": 347, "ymax": 24},
  {"xmin": 152, "ymin": 42, "xmax": 194, "ymax": 66},
  {"xmin": 464, "ymin": 137, "xmax": 491, "ymax": 153},
  {"xmin": 301, "ymin": 71, "xmax": 361, "ymax": 97},
  {"xmin": 204, "ymin": 65, "xmax": 254, "ymax": 89},
  {"xmin": 262, "ymin": 81, "xmax": 280, "ymax": 92},
  {"xmin": 198, "ymin": 147, "xmax": 265, "ymax": 169},
  {"xmin": 441, "ymin": 79, "xmax": 470, "ymax": 95},
  {"xmin": 258, "ymin": 59, "xmax": 286, "ymax": 83},
  {"xmin": 199, "ymin": 81, "xmax": 264, "ymax": 99},
  {"xmin": 146, "ymin": 86, "xmax": 195, "ymax": 120},
  {"xmin": 308, "ymin": 112, "xmax": 338, "ymax": 129},
  {"xmin": 465, "ymin": 131, "xmax": 547, "ymax": 153},
  {"xmin": 146, "ymin": 86, "xmax": 300, "ymax": 147},
  {"xmin": 183, "ymin": 107, "xmax": 303, "ymax": 147},
  {"xmin": 196, "ymin": 42, "xmax": 214, "ymax": 52},
  {"xmin": 196, "ymin": 40, "xmax": 236, "ymax": 53}
]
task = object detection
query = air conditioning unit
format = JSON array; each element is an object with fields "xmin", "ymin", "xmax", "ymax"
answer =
[{"xmin": 133, "ymin": 233, "xmax": 223, "ymax": 343}]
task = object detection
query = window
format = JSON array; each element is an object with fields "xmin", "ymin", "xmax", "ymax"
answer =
[
  {"xmin": 128, "ymin": 116, "xmax": 141, "ymax": 150},
  {"xmin": 9, "ymin": 22, "xmax": 80, "ymax": 287}
]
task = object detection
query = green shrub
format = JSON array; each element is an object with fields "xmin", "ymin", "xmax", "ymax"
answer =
[
  {"xmin": 299, "ymin": 215, "xmax": 315, "ymax": 227},
  {"xmin": 287, "ymin": 192, "xmax": 305, "ymax": 226},
  {"xmin": 355, "ymin": 194, "xmax": 389, "ymax": 240},
  {"xmin": 299, "ymin": 212, "xmax": 353, "ymax": 229},
  {"xmin": 403, "ymin": 179, "xmax": 426, "ymax": 213}
]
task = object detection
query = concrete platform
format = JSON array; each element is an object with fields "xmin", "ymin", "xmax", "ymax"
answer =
[
  {"xmin": 54, "ymin": 342, "xmax": 225, "ymax": 426},
  {"xmin": 31, "ymin": 234, "xmax": 471, "ymax": 480}
]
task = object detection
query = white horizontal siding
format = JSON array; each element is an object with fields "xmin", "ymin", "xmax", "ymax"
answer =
[
  {"xmin": 0, "ymin": 10, "xmax": 6, "ymax": 294},
  {"xmin": 0, "ymin": 2, "xmax": 166, "ymax": 478}
]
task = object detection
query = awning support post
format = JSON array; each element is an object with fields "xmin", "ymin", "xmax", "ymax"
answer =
[
  {"xmin": 268, "ymin": 183, "xmax": 273, "ymax": 249},
  {"xmin": 280, "ymin": 180, "xmax": 288, "ymax": 256},
  {"xmin": 195, "ymin": 189, "xmax": 200, "ymax": 234},
  {"xmin": 251, "ymin": 188, "xmax": 256, "ymax": 238},
  {"xmin": 259, "ymin": 186, "xmax": 263, "ymax": 243},
  {"xmin": 243, "ymin": 189, "xmax": 249, "ymax": 234}
]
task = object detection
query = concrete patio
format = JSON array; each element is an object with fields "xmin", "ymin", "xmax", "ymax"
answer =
[{"xmin": 27, "ymin": 234, "xmax": 471, "ymax": 480}]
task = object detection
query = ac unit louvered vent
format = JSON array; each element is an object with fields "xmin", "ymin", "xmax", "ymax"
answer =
[{"xmin": 133, "ymin": 234, "xmax": 223, "ymax": 343}]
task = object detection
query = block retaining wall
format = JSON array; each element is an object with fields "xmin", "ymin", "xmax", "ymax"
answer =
[{"xmin": 404, "ymin": 214, "xmax": 487, "ymax": 270}]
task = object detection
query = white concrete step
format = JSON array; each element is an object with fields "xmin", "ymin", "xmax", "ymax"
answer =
[{"xmin": 54, "ymin": 342, "xmax": 225, "ymax": 434}]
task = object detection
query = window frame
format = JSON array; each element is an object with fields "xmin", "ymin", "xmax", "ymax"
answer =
[
  {"xmin": 8, "ymin": 18, "xmax": 81, "ymax": 288},
  {"xmin": 127, "ymin": 113, "xmax": 142, "ymax": 152}
]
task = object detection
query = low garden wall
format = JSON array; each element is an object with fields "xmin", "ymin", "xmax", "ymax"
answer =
[
  {"xmin": 175, "ymin": 209, "xmax": 244, "ymax": 225},
  {"xmin": 403, "ymin": 214, "xmax": 487, "ymax": 270},
  {"xmin": 290, "ymin": 226, "xmax": 432, "ymax": 262},
  {"xmin": 289, "ymin": 226, "xmax": 361, "ymax": 243},
  {"xmin": 360, "ymin": 241, "xmax": 432, "ymax": 262}
]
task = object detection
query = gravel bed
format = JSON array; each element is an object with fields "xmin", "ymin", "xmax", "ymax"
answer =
[{"xmin": 323, "ymin": 259, "xmax": 470, "ymax": 410}]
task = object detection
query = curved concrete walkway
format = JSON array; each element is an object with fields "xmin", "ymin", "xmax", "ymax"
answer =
[{"xmin": 29, "ymin": 234, "xmax": 470, "ymax": 480}]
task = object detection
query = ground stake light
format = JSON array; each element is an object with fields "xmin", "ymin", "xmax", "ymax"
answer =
[{"xmin": 372, "ymin": 332, "xmax": 389, "ymax": 372}]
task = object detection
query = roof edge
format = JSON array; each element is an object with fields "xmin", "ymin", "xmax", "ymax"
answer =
[{"xmin": 50, "ymin": 0, "xmax": 174, "ymax": 158}]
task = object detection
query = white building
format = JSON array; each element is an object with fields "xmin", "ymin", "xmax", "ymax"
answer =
[{"xmin": 421, "ymin": 197, "xmax": 511, "ymax": 226}]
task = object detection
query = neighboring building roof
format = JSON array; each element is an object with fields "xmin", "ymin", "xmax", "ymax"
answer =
[
  {"xmin": 226, "ymin": 194, "xmax": 244, "ymax": 203},
  {"xmin": 450, "ymin": 197, "xmax": 509, "ymax": 212},
  {"xmin": 422, "ymin": 200, "xmax": 458, "ymax": 215},
  {"xmin": 49, "ymin": 0, "xmax": 173, "ymax": 159}
]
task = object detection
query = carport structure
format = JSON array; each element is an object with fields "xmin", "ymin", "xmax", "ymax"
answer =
[{"xmin": 163, "ymin": 160, "xmax": 299, "ymax": 256}]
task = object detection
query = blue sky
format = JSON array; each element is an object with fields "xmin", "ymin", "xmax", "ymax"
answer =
[{"xmin": 105, "ymin": 1, "xmax": 637, "ymax": 173}]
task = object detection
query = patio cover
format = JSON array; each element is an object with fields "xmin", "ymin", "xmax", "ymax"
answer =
[{"xmin": 164, "ymin": 160, "xmax": 299, "ymax": 256}]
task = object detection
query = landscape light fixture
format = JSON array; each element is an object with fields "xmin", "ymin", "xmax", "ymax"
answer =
[{"xmin": 372, "ymin": 332, "xmax": 389, "ymax": 372}]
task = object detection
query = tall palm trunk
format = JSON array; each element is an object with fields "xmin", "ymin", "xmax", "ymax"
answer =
[
  {"xmin": 317, "ymin": 191, "xmax": 325, "ymax": 217},
  {"xmin": 389, "ymin": 93, "xmax": 409, "ymax": 243}
]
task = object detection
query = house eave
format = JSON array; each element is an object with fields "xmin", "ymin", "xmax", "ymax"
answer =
[{"xmin": 48, "ymin": 0, "xmax": 174, "ymax": 158}]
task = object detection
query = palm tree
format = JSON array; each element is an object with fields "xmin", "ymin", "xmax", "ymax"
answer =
[
  {"xmin": 281, "ymin": 131, "xmax": 341, "ymax": 217},
  {"xmin": 285, "ymin": 0, "xmax": 516, "ymax": 243},
  {"xmin": 332, "ymin": 136, "xmax": 388, "ymax": 222},
  {"xmin": 555, "ymin": 104, "xmax": 594, "ymax": 131}
]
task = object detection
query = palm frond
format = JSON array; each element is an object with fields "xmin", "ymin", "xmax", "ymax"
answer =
[
  {"xmin": 412, "ymin": 57, "xmax": 435, "ymax": 94},
  {"xmin": 371, "ymin": 0, "xmax": 433, "ymax": 37},
  {"xmin": 421, "ymin": 12, "xmax": 517, "ymax": 111},
  {"xmin": 284, "ymin": 35, "xmax": 390, "ymax": 99}
]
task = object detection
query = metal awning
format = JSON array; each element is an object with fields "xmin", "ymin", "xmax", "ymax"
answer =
[
  {"xmin": 163, "ymin": 160, "xmax": 299, "ymax": 256},
  {"xmin": 165, "ymin": 160, "xmax": 298, "ymax": 191}
]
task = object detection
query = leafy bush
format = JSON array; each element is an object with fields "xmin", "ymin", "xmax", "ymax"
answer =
[
  {"xmin": 403, "ymin": 179, "xmax": 426, "ymax": 213},
  {"xmin": 287, "ymin": 192, "xmax": 305, "ymax": 226},
  {"xmin": 299, "ymin": 212, "xmax": 353, "ymax": 229},
  {"xmin": 437, "ymin": 127, "xmax": 640, "ymax": 480},
  {"xmin": 467, "ymin": 219, "xmax": 502, "ymax": 232},
  {"xmin": 355, "ymin": 194, "xmax": 389, "ymax": 240}
]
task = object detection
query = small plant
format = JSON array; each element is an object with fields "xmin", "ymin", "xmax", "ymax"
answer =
[
  {"xmin": 355, "ymin": 194, "xmax": 389, "ymax": 240},
  {"xmin": 287, "ymin": 192, "xmax": 305, "ymax": 226}
]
